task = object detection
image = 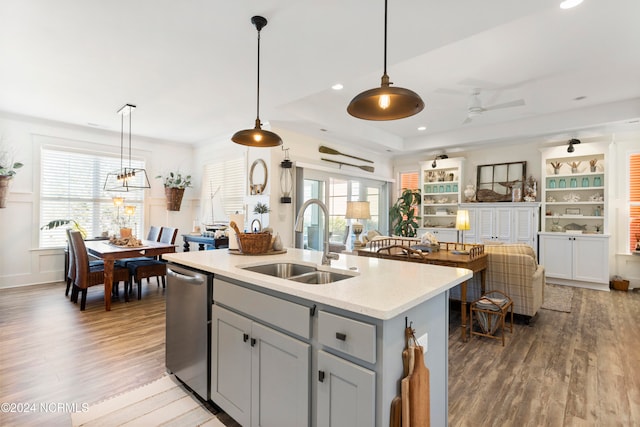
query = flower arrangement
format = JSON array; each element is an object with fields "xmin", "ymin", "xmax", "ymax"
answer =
[
  {"xmin": 156, "ymin": 172, "xmax": 192, "ymax": 189},
  {"xmin": 550, "ymin": 161, "xmax": 562, "ymax": 173}
]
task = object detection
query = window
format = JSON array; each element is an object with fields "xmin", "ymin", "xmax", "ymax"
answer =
[
  {"xmin": 399, "ymin": 171, "xmax": 419, "ymax": 192},
  {"xmin": 40, "ymin": 147, "xmax": 145, "ymax": 248},
  {"xmin": 630, "ymin": 153, "xmax": 640, "ymax": 252},
  {"xmin": 201, "ymin": 156, "xmax": 246, "ymax": 224},
  {"xmin": 300, "ymin": 170, "xmax": 388, "ymax": 250}
]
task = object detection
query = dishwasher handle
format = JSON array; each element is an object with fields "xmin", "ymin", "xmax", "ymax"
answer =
[{"xmin": 167, "ymin": 267, "xmax": 206, "ymax": 285}]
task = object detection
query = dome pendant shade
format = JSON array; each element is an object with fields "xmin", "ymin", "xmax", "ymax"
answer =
[
  {"xmin": 232, "ymin": 119, "xmax": 282, "ymax": 147},
  {"xmin": 347, "ymin": 0, "xmax": 424, "ymax": 121},
  {"xmin": 347, "ymin": 74, "xmax": 424, "ymax": 121},
  {"xmin": 232, "ymin": 15, "xmax": 282, "ymax": 147}
]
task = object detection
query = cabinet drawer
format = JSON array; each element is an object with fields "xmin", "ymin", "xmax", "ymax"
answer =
[
  {"xmin": 214, "ymin": 278, "xmax": 311, "ymax": 339},
  {"xmin": 318, "ymin": 311, "xmax": 376, "ymax": 364}
]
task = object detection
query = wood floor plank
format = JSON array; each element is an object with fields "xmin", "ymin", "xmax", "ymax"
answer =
[{"xmin": 2, "ymin": 282, "xmax": 639, "ymax": 426}]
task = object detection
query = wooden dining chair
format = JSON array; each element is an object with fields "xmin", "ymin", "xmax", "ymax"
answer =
[
  {"xmin": 68, "ymin": 230, "xmax": 130, "ymax": 311},
  {"xmin": 126, "ymin": 226, "xmax": 178, "ymax": 300}
]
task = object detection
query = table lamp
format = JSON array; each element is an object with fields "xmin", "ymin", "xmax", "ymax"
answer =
[
  {"xmin": 346, "ymin": 201, "xmax": 371, "ymax": 248},
  {"xmin": 454, "ymin": 209, "xmax": 471, "ymax": 254}
]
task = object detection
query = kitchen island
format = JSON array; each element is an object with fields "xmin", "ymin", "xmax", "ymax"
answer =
[{"xmin": 164, "ymin": 247, "xmax": 471, "ymax": 427}]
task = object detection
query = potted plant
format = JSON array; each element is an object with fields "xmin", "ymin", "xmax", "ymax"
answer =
[
  {"xmin": 252, "ymin": 202, "xmax": 270, "ymax": 231},
  {"xmin": 389, "ymin": 188, "xmax": 421, "ymax": 237},
  {"xmin": 0, "ymin": 146, "xmax": 23, "ymax": 208},
  {"xmin": 156, "ymin": 172, "xmax": 192, "ymax": 211}
]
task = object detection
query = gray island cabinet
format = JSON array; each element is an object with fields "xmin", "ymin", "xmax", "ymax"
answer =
[{"xmin": 164, "ymin": 248, "xmax": 471, "ymax": 427}]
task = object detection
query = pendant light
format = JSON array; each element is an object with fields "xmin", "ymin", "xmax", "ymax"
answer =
[
  {"xmin": 232, "ymin": 16, "xmax": 282, "ymax": 147},
  {"xmin": 104, "ymin": 104, "xmax": 151, "ymax": 191},
  {"xmin": 347, "ymin": 0, "xmax": 424, "ymax": 121}
]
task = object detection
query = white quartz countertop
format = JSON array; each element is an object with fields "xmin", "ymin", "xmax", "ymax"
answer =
[{"xmin": 164, "ymin": 248, "xmax": 472, "ymax": 320}]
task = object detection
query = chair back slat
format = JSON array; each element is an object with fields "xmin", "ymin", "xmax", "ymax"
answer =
[
  {"xmin": 69, "ymin": 230, "xmax": 90, "ymax": 290},
  {"xmin": 147, "ymin": 225, "xmax": 162, "ymax": 242},
  {"xmin": 159, "ymin": 227, "xmax": 179, "ymax": 244}
]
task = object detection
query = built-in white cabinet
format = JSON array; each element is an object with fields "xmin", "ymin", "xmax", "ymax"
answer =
[
  {"xmin": 317, "ymin": 350, "xmax": 375, "ymax": 427},
  {"xmin": 460, "ymin": 202, "xmax": 540, "ymax": 255},
  {"xmin": 538, "ymin": 142, "xmax": 611, "ymax": 289},
  {"xmin": 211, "ymin": 305, "xmax": 310, "ymax": 427},
  {"xmin": 539, "ymin": 233, "xmax": 609, "ymax": 287},
  {"xmin": 420, "ymin": 157, "xmax": 464, "ymax": 236}
]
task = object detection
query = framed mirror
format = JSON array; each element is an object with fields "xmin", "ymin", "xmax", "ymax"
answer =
[
  {"xmin": 476, "ymin": 161, "xmax": 526, "ymax": 202},
  {"xmin": 249, "ymin": 159, "xmax": 268, "ymax": 195}
]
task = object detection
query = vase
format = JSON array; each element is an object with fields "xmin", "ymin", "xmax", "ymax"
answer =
[
  {"xmin": 120, "ymin": 227, "xmax": 132, "ymax": 238},
  {"xmin": 0, "ymin": 175, "xmax": 11, "ymax": 208},
  {"xmin": 590, "ymin": 166, "xmax": 597, "ymax": 172},
  {"xmin": 464, "ymin": 185, "xmax": 475, "ymax": 202}
]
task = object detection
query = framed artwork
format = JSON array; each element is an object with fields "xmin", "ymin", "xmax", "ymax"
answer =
[{"xmin": 476, "ymin": 161, "xmax": 526, "ymax": 202}]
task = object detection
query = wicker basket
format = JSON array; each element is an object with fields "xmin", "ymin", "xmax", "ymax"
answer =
[
  {"xmin": 230, "ymin": 221, "xmax": 272, "ymax": 254},
  {"xmin": 165, "ymin": 187, "xmax": 185, "ymax": 211}
]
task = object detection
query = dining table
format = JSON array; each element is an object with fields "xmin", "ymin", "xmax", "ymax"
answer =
[{"xmin": 84, "ymin": 239, "xmax": 177, "ymax": 311}]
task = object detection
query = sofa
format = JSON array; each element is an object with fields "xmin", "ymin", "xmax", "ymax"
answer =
[{"xmin": 484, "ymin": 244, "xmax": 545, "ymax": 319}]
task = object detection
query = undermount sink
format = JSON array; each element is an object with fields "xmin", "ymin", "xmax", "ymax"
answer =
[
  {"xmin": 242, "ymin": 262, "xmax": 316, "ymax": 279},
  {"xmin": 241, "ymin": 262, "xmax": 355, "ymax": 284}
]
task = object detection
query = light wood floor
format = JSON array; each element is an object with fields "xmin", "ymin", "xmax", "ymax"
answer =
[{"xmin": 1, "ymin": 282, "xmax": 638, "ymax": 426}]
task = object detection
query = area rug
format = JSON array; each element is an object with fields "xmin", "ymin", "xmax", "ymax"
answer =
[
  {"xmin": 71, "ymin": 375, "xmax": 225, "ymax": 427},
  {"xmin": 541, "ymin": 283, "xmax": 574, "ymax": 313}
]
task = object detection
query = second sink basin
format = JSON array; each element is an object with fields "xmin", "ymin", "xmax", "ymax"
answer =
[
  {"xmin": 240, "ymin": 262, "xmax": 356, "ymax": 284},
  {"xmin": 288, "ymin": 271, "xmax": 353, "ymax": 285}
]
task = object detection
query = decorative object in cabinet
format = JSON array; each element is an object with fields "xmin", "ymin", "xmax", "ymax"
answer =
[
  {"xmin": 420, "ymin": 157, "xmax": 464, "ymax": 235},
  {"xmin": 540, "ymin": 142, "xmax": 608, "ymax": 235}
]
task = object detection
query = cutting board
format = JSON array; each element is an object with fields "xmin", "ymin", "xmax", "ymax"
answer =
[
  {"xmin": 401, "ymin": 345, "xmax": 414, "ymax": 427},
  {"xmin": 408, "ymin": 346, "xmax": 430, "ymax": 427},
  {"xmin": 390, "ymin": 395, "xmax": 402, "ymax": 427}
]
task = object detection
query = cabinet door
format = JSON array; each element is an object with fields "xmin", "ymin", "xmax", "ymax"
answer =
[
  {"xmin": 476, "ymin": 208, "xmax": 496, "ymax": 242},
  {"xmin": 513, "ymin": 207, "xmax": 538, "ymax": 248},
  {"xmin": 494, "ymin": 207, "xmax": 513, "ymax": 242},
  {"xmin": 463, "ymin": 208, "xmax": 478, "ymax": 243},
  {"xmin": 573, "ymin": 237, "xmax": 609, "ymax": 283},
  {"xmin": 211, "ymin": 305, "xmax": 252, "ymax": 427},
  {"xmin": 251, "ymin": 322, "xmax": 310, "ymax": 427},
  {"xmin": 540, "ymin": 235, "xmax": 573, "ymax": 279},
  {"xmin": 317, "ymin": 350, "xmax": 375, "ymax": 427},
  {"xmin": 424, "ymin": 228, "xmax": 458, "ymax": 243}
]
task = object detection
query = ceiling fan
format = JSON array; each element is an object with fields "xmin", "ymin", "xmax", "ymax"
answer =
[{"xmin": 462, "ymin": 88, "xmax": 525, "ymax": 124}]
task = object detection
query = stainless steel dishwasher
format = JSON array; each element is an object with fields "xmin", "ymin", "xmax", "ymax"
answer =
[{"xmin": 166, "ymin": 263, "xmax": 213, "ymax": 401}]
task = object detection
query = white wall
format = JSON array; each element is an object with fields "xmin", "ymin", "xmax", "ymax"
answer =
[{"xmin": 0, "ymin": 113, "xmax": 196, "ymax": 288}]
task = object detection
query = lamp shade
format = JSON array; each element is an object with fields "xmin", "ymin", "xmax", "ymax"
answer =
[
  {"xmin": 345, "ymin": 201, "xmax": 371, "ymax": 220},
  {"xmin": 456, "ymin": 210, "xmax": 470, "ymax": 231},
  {"xmin": 347, "ymin": 79, "xmax": 424, "ymax": 121}
]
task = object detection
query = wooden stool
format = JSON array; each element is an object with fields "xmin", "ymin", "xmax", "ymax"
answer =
[{"xmin": 469, "ymin": 290, "xmax": 514, "ymax": 346}]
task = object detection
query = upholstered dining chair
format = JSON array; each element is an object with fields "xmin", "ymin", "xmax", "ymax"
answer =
[
  {"xmin": 126, "ymin": 226, "xmax": 178, "ymax": 300},
  {"xmin": 68, "ymin": 230, "xmax": 130, "ymax": 311}
]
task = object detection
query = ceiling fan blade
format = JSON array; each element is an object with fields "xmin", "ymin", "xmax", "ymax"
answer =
[
  {"xmin": 462, "ymin": 116, "xmax": 472, "ymax": 125},
  {"xmin": 484, "ymin": 99, "xmax": 525, "ymax": 111}
]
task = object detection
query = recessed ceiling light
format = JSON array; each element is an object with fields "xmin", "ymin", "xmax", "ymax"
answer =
[
  {"xmin": 573, "ymin": 95, "xmax": 587, "ymax": 101},
  {"xmin": 331, "ymin": 83, "xmax": 343, "ymax": 91},
  {"xmin": 417, "ymin": 126, "xmax": 427, "ymax": 131},
  {"xmin": 560, "ymin": 0, "xmax": 583, "ymax": 9}
]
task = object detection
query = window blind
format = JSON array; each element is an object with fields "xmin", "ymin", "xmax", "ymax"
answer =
[
  {"xmin": 201, "ymin": 156, "xmax": 246, "ymax": 223},
  {"xmin": 40, "ymin": 147, "xmax": 144, "ymax": 248},
  {"xmin": 400, "ymin": 172, "xmax": 419, "ymax": 190}
]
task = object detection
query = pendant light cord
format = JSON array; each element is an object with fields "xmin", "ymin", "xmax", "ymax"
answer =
[
  {"xmin": 256, "ymin": 27, "xmax": 261, "ymax": 121},
  {"xmin": 383, "ymin": 0, "xmax": 388, "ymax": 76},
  {"xmin": 128, "ymin": 111, "xmax": 132, "ymax": 168},
  {"xmin": 120, "ymin": 113, "xmax": 124, "ymax": 170}
]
